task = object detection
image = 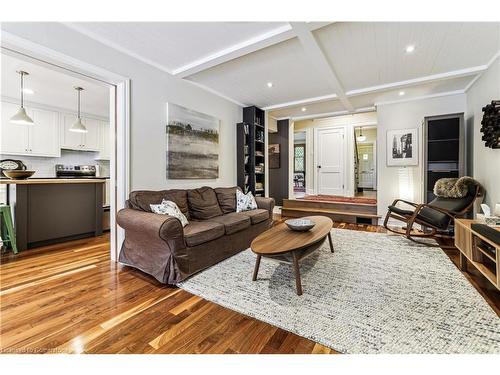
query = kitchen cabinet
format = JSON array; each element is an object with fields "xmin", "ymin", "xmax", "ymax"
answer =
[
  {"xmin": 96, "ymin": 121, "xmax": 111, "ymax": 160},
  {"xmin": 61, "ymin": 113, "xmax": 100, "ymax": 151},
  {"xmin": 1, "ymin": 101, "xmax": 60, "ymax": 157}
]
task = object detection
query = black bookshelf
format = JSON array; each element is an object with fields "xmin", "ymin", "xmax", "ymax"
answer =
[
  {"xmin": 424, "ymin": 113, "xmax": 465, "ymax": 203},
  {"xmin": 237, "ymin": 106, "xmax": 265, "ymax": 197}
]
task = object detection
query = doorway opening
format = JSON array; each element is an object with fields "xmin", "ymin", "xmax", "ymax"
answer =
[
  {"xmin": 1, "ymin": 33, "xmax": 130, "ymax": 262},
  {"xmin": 354, "ymin": 126, "xmax": 377, "ymax": 199},
  {"xmin": 293, "ymin": 131, "xmax": 306, "ymax": 198}
]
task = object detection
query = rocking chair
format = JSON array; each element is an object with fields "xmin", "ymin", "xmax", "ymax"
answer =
[{"xmin": 383, "ymin": 181, "xmax": 481, "ymax": 247}]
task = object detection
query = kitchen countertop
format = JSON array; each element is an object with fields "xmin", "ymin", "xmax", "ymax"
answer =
[{"xmin": 0, "ymin": 178, "xmax": 106, "ymax": 184}]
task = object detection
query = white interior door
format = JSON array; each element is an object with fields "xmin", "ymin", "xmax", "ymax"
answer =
[
  {"xmin": 358, "ymin": 143, "xmax": 374, "ymax": 188},
  {"xmin": 316, "ymin": 127, "xmax": 345, "ymax": 196}
]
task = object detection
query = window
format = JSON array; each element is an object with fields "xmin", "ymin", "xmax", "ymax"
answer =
[{"xmin": 294, "ymin": 144, "xmax": 305, "ymax": 172}]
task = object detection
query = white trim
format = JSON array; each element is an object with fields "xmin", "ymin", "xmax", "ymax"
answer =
[
  {"xmin": 61, "ymin": 23, "xmax": 244, "ymax": 108},
  {"xmin": 183, "ymin": 79, "xmax": 246, "ymax": 107},
  {"xmin": 346, "ymin": 66, "xmax": 486, "ymax": 96},
  {"xmin": 464, "ymin": 50, "xmax": 500, "ymax": 93},
  {"xmin": 374, "ymin": 90, "xmax": 465, "ymax": 106},
  {"xmin": 173, "ymin": 24, "xmax": 294, "ymax": 77},
  {"xmin": 290, "ymin": 110, "xmax": 349, "ymax": 121},
  {"xmin": 262, "ymin": 93, "xmax": 338, "ymax": 111},
  {"xmin": 2, "ymin": 31, "xmax": 131, "ymax": 262}
]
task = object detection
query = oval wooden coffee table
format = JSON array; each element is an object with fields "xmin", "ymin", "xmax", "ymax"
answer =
[{"xmin": 250, "ymin": 215, "xmax": 333, "ymax": 296}]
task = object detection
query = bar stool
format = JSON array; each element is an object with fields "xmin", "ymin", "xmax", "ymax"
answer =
[{"xmin": 0, "ymin": 204, "xmax": 17, "ymax": 254}]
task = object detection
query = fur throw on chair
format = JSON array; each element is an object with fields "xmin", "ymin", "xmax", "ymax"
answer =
[{"xmin": 433, "ymin": 176, "xmax": 481, "ymax": 198}]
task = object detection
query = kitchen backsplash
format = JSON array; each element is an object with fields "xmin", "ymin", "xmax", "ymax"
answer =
[{"xmin": 0, "ymin": 150, "xmax": 110, "ymax": 178}]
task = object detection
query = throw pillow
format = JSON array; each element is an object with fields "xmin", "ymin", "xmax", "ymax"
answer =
[
  {"xmin": 150, "ymin": 199, "xmax": 189, "ymax": 227},
  {"xmin": 236, "ymin": 190, "xmax": 258, "ymax": 212}
]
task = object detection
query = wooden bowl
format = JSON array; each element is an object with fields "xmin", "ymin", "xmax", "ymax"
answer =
[
  {"xmin": 285, "ymin": 218, "xmax": 316, "ymax": 231},
  {"xmin": 3, "ymin": 170, "xmax": 35, "ymax": 180}
]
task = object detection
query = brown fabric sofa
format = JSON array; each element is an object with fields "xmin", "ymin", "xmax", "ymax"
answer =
[{"xmin": 117, "ymin": 186, "xmax": 274, "ymax": 284}]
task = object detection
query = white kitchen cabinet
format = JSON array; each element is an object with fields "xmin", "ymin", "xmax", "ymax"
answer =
[
  {"xmin": 1, "ymin": 101, "xmax": 60, "ymax": 157},
  {"xmin": 61, "ymin": 113, "xmax": 100, "ymax": 151},
  {"xmin": 96, "ymin": 121, "xmax": 111, "ymax": 160}
]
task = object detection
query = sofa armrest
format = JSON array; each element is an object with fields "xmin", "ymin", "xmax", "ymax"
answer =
[
  {"xmin": 255, "ymin": 196, "xmax": 275, "ymax": 216},
  {"xmin": 116, "ymin": 208, "xmax": 189, "ymax": 284},
  {"xmin": 117, "ymin": 208, "xmax": 184, "ymax": 242}
]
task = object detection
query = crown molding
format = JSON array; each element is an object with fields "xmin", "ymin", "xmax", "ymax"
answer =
[
  {"xmin": 262, "ymin": 93, "xmax": 338, "ymax": 111},
  {"xmin": 374, "ymin": 90, "xmax": 465, "ymax": 106}
]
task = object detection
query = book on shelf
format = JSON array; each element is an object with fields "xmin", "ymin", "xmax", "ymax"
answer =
[
  {"xmin": 244, "ymin": 155, "xmax": 249, "ymax": 164},
  {"xmin": 255, "ymin": 182, "xmax": 264, "ymax": 190},
  {"xmin": 244, "ymin": 124, "xmax": 249, "ymax": 135}
]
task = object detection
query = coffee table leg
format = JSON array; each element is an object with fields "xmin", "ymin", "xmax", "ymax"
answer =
[
  {"xmin": 328, "ymin": 232, "xmax": 334, "ymax": 253},
  {"xmin": 252, "ymin": 254, "xmax": 261, "ymax": 281},
  {"xmin": 292, "ymin": 251, "xmax": 303, "ymax": 296}
]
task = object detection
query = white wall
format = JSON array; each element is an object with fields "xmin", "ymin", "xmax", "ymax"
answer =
[
  {"xmin": 466, "ymin": 57, "xmax": 500, "ymax": 210},
  {"xmin": 1, "ymin": 23, "xmax": 242, "ymax": 191},
  {"xmin": 376, "ymin": 94, "xmax": 467, "ymax": 218},
  {"xmin": 294, "ymin": 112, "xmax": 377, "ymax": 196}
]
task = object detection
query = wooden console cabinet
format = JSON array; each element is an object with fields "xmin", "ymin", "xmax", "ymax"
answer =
[{"xmin": 455, "ymin": 219, "xmax": 500, "ymax": 290}]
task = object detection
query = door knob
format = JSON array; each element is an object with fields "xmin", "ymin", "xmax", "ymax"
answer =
[{"xmin": 318, "ymin": 165, "xmax": 321, "ymax": 169}]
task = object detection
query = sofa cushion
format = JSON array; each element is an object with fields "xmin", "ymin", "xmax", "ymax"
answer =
[
  {"xmin": 214, "ymin": 186, "xmax": 241, "ymax": 214},
  {"xmin": 129, "ymin": 189, "xmax": 190, "ymax": 219},
  {"xmin": 183, "ymin": 221, "xmax": 225, "ymax": 247},
  {"xmin": 239, "ymin": 208, "xmax": 269, "ymax": 224},
  {"xmin": 208, "ymin": 212, "xmax": 251, "ymax": 235},
  {"xmin": 187, "ymin": 186, "xmax": 223, "ymax": 220}
]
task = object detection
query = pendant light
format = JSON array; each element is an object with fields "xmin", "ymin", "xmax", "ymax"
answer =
[
  {"xmin": 356, "ymin": 127, "xmax": 366, "ymax": 142},
  {"xmin": 70, "ymin": 86, "xmax": 88, "ymax": 133},
  {"xmin": 10, "ymin": 71, "xmax": 35, "ymax": 125}
]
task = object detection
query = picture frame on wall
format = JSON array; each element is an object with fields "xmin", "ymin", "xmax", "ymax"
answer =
[{"xmin": 386, "ymin": 128, "xmax": 418, "ymax": 166}]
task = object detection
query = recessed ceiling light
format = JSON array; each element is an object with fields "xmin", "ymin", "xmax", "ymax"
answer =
[
  {"xmin": 399, "ymin": 91, "xmax": 405, "ymax": 96},
  {"xmin": 22, "ymin": 88, "xmax": 34, "ymax": 95},
  {"xmin": 267, "ymin": 82, "xmax": 273, "ymax": 88},
  {"xmin": 301, "ymin": 107, "xmax": 307, "ymax": 112},
  {"xmin": 405, "ymin": 45, "xmax": 415, "ymax": 53}
]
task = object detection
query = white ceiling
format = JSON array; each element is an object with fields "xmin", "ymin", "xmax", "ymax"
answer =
[
  {"xmin": 60, "ymin": 21, "xmax": 500, "ymax": 119},
  {"xmin": 1, "ymin": 53, "xmax": 110, "ymax": 117}
]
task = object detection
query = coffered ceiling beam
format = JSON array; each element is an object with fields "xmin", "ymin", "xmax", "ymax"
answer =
[
  {"xmin": 262, "ymin": 93, "xmax": 338, "ymax": 111},
  {"xmin": 173, "ymin": 22, "xmax": 332, "ymax": 78},
  {"xmin": 290, "ymin": 22, "xmax": 353, "ymax": 112}
]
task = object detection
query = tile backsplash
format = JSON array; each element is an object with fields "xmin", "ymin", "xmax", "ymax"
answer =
[{"xmin": 0, "ymin": 150, "xmax": 110, "ymax": 178}]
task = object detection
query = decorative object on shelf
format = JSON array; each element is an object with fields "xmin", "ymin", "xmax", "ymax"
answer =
[
  {"xmin": 166, "ymin": 103, "xmax": 220, "ymax": 179},
  {"xmin": 0, "ymin": 159, "xmax": 27, "ymax": 177},
  {"xmin": 285, "ymin": 218, "xmax": 316, "ymax": 231},
  {"xmin": 480, "ymin": 100, "xmax": 500, "ymax": 149},
  {"xmin": 70, "ymin": 87, "xmax": 88, "ymax": 133},
  {"xmin": 386, "ymin": 128, "xmax": 418, "ymax": 166},
  {"xmin": 479, "ymin": 203, "xmax": 500, "ymax": 227},
  {"xmin": 356, "ymin": 127, "xmax": 366, "ymax": 142},
  {"xmin": 269, "ymin": 143, "xmax": 280, "ymax": 169},
  {"xmin": 10, "ymin": 71, "xmax": 34, "ymax": 125}
]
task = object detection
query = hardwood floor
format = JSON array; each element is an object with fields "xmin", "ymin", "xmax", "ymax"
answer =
[{"xmin": 1, "ymin": 222, "xmax": 498, "ymax": 354}]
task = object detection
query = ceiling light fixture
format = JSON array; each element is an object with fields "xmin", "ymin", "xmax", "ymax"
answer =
[
  {"xmin": 399, "ymin": 91, "xmax": 405, "ymax": 96},
  {"xmin": 267, "ymin": 82, "xmax": 273, "ymax": 88},
  {"xmin": 356, "ymin": 127, "xmax": 366, "ymax": 142},
  {"xmin": 69, "ymin": 87, "xmax": 88, "ymax": 133},
  {"xmin": 301, "ymin": 107, "xmax": 307, "ymax": 112},
  {"xmin": 405, "ymin": 45, "xmax": 415, "ymax": 53},
  {"xmin": 10, "ymin": 71, "xmax": 35, "ymax": 125}
]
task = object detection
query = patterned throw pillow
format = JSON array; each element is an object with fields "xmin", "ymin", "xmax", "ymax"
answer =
[
  {"xmin": 150, "ymin": 199, "xmax": 189, "ymax": 227},
  {"xmin": 236, "ymin": 190, "xmax": 258, "ymax": 212}
]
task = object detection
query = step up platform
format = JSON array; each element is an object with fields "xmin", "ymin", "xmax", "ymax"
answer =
[{"xmin": 282, "ymin": 198, "xmax": 380, "ymax": 225}]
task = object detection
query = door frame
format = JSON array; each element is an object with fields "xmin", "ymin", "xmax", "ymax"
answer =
[
  {"xmin": 313, "ymin": 125, "xmax": 347, "ymax": 196},
  {"xmin": 356, "ymin": 140, "xmax": 377, "ymax": 189},
  {"xmin": 2, "ymin": 31, "xmax": 130, "ymax": 261}
]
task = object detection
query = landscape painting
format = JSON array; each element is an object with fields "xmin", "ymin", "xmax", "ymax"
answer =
[{"xmin": 166, "ymin": 103, "xmax": 220, "ymax": 179}]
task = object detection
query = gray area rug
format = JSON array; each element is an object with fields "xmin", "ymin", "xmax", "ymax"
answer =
[{"xmin": 178, "ymin": 228, "xmax": 500, "ymax": 353}]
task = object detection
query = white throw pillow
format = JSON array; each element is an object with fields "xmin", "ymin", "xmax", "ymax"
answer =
[
  {"xmin": 236, "ymin": 190, "xmax": 258, "ymax": 212},
  {"xmin": 150, "ymin": 199, "xmax": 189, "ymax": 227}
]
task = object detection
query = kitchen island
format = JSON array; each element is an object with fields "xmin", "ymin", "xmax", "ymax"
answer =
[{"xmin": 1, "ymin": 178, "xmax": 105, "ymax": 251}]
